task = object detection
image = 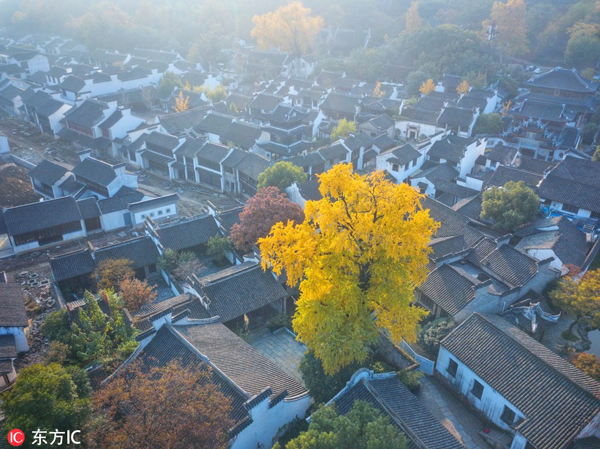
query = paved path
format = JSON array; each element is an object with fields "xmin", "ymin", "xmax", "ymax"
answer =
[
  {"xmin": 418, "ymin": 377, "xmax": 491, "ymax": 449},
  {"xmin": 252, "ymin": 329, "xmax": 307, "ymax": 386}
]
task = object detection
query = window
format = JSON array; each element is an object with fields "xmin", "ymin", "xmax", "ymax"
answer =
[
  {"xmin": 561, "ymin": 203, "xmax": 578, "ymax": 214},
  {"xmin": 392, "ymin": 164, "xmax": 399, "ymax": 172},
  {"xmin": 158, "ymin": 210, "xmax": 163, "ymax": 216},
  {"xmin": 447, "ymin": 359, "xmax": 458, "ymax": 377},
  {"xmin": 141, "ymin": 214, "xmax": 146, "ymax": 219},
  {"xmin": 553, "ymin": 89, "xmax": 561, "ymax": 96},
  {"xmin": 166, "ymin": 208, "xmax": 171, "ymax": 214},
  {"xmin": 500, "ymin": 405, "xmax": 516, "ymax": 425},
  {"xmin": 471, "ymin": 380, "xmax": 484, "ymax": 399},
  {"xmin": 150, "ymin": 212, "xmax": 155, "ymax": 217},
  {"xmin": 148, "ymin": 264, "xmax": 157, "ymax": 273}
]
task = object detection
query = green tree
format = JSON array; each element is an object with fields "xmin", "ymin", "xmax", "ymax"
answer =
[
  {"xmin": 582, "ymin": 122, "xmax": 598, "ymax": 145},
  {"xmin": 331, "ymin": 118, "xmax": 357, "ymax": 141},
  {"xmin": 158, "ymin": 248, "xmax": 179, "ymax": 273},
  {"xmin": 299, "ymin": 352, "xmax": 363, "ymax": 404},
  {"xmin": 405, "ymin": 69, "xmax": 433, "ymax": 97},
  {"xmin": 565, "ymin": 33, "xmax": 600, "ymax": 69},
  {"xmin": 70, "ymin": 290, "xmax": 137, "ymax": 367},
  {"xmin": 278, "ymin": 401, "xmax": 407, "ymax": 449},
  {"xmin": 488, "ymin": 0, "xmax": 529, "ymax": 59},
  {"xmin": 41, "ymin": 309, "xmax": 70, "ymax": 343},
  {"xmin": 481, "ymin": 181, "xmax": 539, "ymax": 231},
  {"xmin": 473, "ymin": 113, "xmax": 504, "ymax": 135},
  {"xmin": 258, "ymin": 161, "xmax": 308, "ymax": 192},
  {"xmin": 344, "ymin": 47, "xmax": 387, "ymax": 83},
  {"xmin": 158, "ymin": 71, "xmax": 183, "ymax": 98},
  {"xmin": 2, "ymin": 364, "xmax": 90, "ymax": 449},
  {"xmin": 207, "ymin": 235, "xmax": 233, "ymax": 264},
  {"xmin": 571, "ymin": 352, "xmax": 600, "ymax": 381},
  {"xmin": 592, "ymin": 146, "xmax": 600, "ymax": 163}
]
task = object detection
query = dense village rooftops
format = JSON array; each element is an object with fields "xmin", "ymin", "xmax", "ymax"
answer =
[
  {"xmin": 72, "ymin": 157, "xmax": 122, "ymax": 186},
  {"xmin": 4, "ymin": 196, "xmax": 82, "ymax": 236},
  {"xmin": 28, "ymin": 159, "xmax": 68, "ymax": 185},
  {"xmin": 64, "ymin": 99, "xmax": 108, "ymax": 127},
  {"xmin": 437, "ymin": 106, "xmax": 476, "ymax": 128},
  {"xmin": 331, "ymin": 370, "xmax": 463, "ymax": 449},
  {"xmin": 195, "ymin": 112, "xmax": 234, "ymax": 136},
  {"xmin": 428, "ymin": 138, "xmax": 467, "ymax": 164},
  {"xmin": 524, "ymin": 67, "xmax": 598, "ymax": 93},
  {"xmin": 58, "ymin": 75, "xmax": 86, "ymax": 93},
  {"xmin": 320, "ymin": 91, "xmax": 361, "ymax": 115},
  {"xmin": 152, "ymin": 214, "xmax": 219, "ymax": 252},
  {"xmin": 0, "ymin": 283, "xmax": 28, "ymax": 328},
  {"xmin": 190, "ymin": 262, "xmax": 287, "ymax": 323},
  {"xmin": 441, "ymin": 313, "xmax": 600, "ymax": 449},
  {"xmin": 512, "ymin": 100, "xmax": 573, "ymax": 122},
  {"xmin": 159, "ymin": 106, "xmax": 210, "ymax": 136},
  {"xmin": 248, "ymin": 93, "xmax": 281, "ymax": 112},
  {"xmin": 144, "ymin": 131, "xmax": 180, "ymax": 152},
  {"xmin": 486, "ymin": 165, "xmax": 542, "ymax": 190},
  {"xmin": 383, "ymin": 143, "xmax": 421, "ymax": 165},
  {"xmin": 537, "ymin": 157, "xmax": 600, "ymax": 214},
  {"xmin": 262, "ymin": 103, "xmax": 310, "ymax": 123},
  {"xmin": 515, "ymin": 216, "xmax": 590, "ymax": 269},
  {"xmin": 222, "ymin": 121, "xmax": 261, "ymax": 149}
]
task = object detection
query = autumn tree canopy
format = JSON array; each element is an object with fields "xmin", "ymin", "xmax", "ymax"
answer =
[
  {"xmin": 550, "ymin": 269, "xmax": 600, "ymax": 329},
  {"xmin": 86, "ymin": 359, "xmax": 232, "ymax": 449},
  {"xmin": 251, "ymin": 2, "xmax": 323, "ymax": 57},
  {"xmin": 488, "ymin": 0, "xmax": 528, "ymax": 58},
  {"xmin": 260, "ymin": 165, "xmax": 438, "ymax": 374},
  {"xmin": 118, "ymin": 277, "xmax": 157, "ymax": 313},
  {"xmin": 331, "ymin": 118, "xmax": 357, "ymax": 142},
  {"xmin": 231, "ymin": 186, "xmax": 304, "ymax": 253},
  {"xmin": 94, "ymin": 258, "xmax": 134, "ymax": 291}
]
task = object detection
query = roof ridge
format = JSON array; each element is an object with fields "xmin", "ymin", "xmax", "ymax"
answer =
[{"xmin": 475, "ymin": 313, "xmax": 600, "ymax": 399}]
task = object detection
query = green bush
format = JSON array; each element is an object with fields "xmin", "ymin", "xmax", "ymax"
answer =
[
  {"xmin": 397, "ymin": 369, "xmax": 423, "ymax": 391},
  {"xmin": 41, "ymin": 310, "xmax": 70, "ymax": 343},
  {"xmin": 266, "ymin": 313, "xmax": 293, "ymax": 333},
  {"xmin": 419, "ymin": 318, "xmax": 456, "ymax": 355}
]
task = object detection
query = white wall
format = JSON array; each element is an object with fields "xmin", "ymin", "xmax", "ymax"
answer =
[
  {"xmin": 100, "ymin": 211, "xmax": 128, "ymax": 231},
  {"xmin": 395, "ymin": 120, "xmax": 438, "ymax": 139},
  {"xmin": 458, "ymin": 139, "xmax": 486, "ymax": 179},
  {"xmin": 107, "ymin": 109, "xmax": 146, "ymax": 140},
  {"xmin": 131, "ymin": 202, "xmax": 178, "ymax": 228},
  {"xmin": 549, "ymin": 201, "xmax": 592, "ymax": 219},
  {"xmin": 436, "ymin": 346, "xmax": 525, "ymax": 434},
  {"xmin": 231, "ymin": 394, "xmax": 310, "ymax": 449}
]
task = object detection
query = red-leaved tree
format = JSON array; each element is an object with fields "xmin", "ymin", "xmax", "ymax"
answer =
[{"xmin": 231, "ymin": 186, "xmax": 304, "ymax": 252}]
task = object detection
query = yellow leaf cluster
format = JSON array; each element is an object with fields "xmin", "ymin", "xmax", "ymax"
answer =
[
  {"xmin": 490, "ymin": 0, "xmax": 528, "ymax": 57},
  {"xmin": 174, "ymin": 91, "xmax": 189, "ymax": 113},
  {"xmin": 456, "ymin": 80, "xmax": 470, "ymax": 95},
  {"xmin": 259, "ymin": 164, "xmax": 439, "ymax": 374},
  {"xmin": 251, "ymin": 2, "xmax": 324, "ymax": 57},
  {"xmin": 419, "ymin": 78, "xmax": 435, "ymax": 95}
]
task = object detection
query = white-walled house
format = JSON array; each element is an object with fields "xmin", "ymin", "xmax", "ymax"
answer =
[
  {"xmin": 118, "ymin": 315, "xmax": 310, "ymax": 449},
  {"xmin": 426, "ymin": 134, "xmax": 486, "ymax": 179},
  {"xmin": 437, "ymin": 313, "xmax": 600, "ymax": 449}
]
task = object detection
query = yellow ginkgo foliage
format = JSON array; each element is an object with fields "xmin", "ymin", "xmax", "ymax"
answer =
[
  {"xmin": 174, "ymin": 91, "xmax": 189, "ymax": 113},
  {"xmin": 419, "ymin": 78, "xmax": 435, "ymax": 95},
  {"xmin": 456, "ymin": 80, "xmax": 470, "ymax": 95},
  {"xmin": 259, "ymin": 164, "xmax": 439, "ymax": 374}
]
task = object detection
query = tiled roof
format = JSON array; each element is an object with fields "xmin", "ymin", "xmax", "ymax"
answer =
[
  {"xmin": 441, "ymin": 313, "xmax": 600, "ymax": 449},
  {"xmin": 59, "ymin": 75, "xmax": 86, "ymax": 93},
  {"xmin": 128, "ymin": 194, "xmax": 177, "ymax": 213},
  {"xmin": 97, "ymin": 191, "xmax": 145, "ymax": 214},
  {"xmin": 485, "ymin": 144, "xmax": 517, "ymax": 165},
  {"xmin": 319, "ymin": 143, "xmax": 349, "ymax": 160},
  {"xmin": 421, "ymin": 196, "xmax": 484, "ymax": 248},
  {"xmin": 383, "ymin": 144, "xmax": 421, "ymax": 165},
  {"xmin": 4, "ymin": 196, "xmax": 82, "ymax": 236},
  {"xmin": 537, "ymin": 157, "xmax": 600, "ymax": 214},
  {"xmin": 94, "ymin": 236, "xmax": 159, "ymax": 269},
  {"xmin": 467, "ymin": 239, "xmax": 538, "ymax": 287},
  {"xmin": 159, "ymin": 106, "xmax": 210, "ymax": 136},
  {"xmin": 524, "ymin": 67, "xmax": 597, "ymax": 93},
  {"xmin": 437, "ymin": 106, "xmax": 476, "ymax": 128},
  {"xmin": 0, "ymin": 283, "xmax": 28, "ymax": 328},
  {"xmin": 234, "ymin": 152, "xmax": 270, "ymax": 180},
  {"xmin": 72, "ymin": 157, "xmax": 118, "ymax": 186},
  {"xmin": 98, "ymin": 110, "xmax": 122, "ymax": 129},
  {"xmin": 222, "ymin": 121, "xmax": 261, "ymax": 149},
  {"xmin": 320, "ymin": 91, "xmax": 361, "ymax": 115},
  {"xmin": 332, "ymin": 373, "xmax": 463, "ymax": 449},
  {"xmin": 486, "ymin": 165, "xmax": 542, "ymax": 190},
  {"xmin": 297, "ymin": 179, "xmax": 322, "ymax": 202},
  {"xmin": 76, "ymin": 197, "xmax": 101, "ymax": 219},
  {"xmin": 248, "ymin": 93, "xmax": 281, "ymax": 113},
  {"xmin": 196, "ymin": 141, "xmax": 230, "ymax": 165},
  {"xmin": 155, "ymin": 215, "xmax": 219, "ymax": 252},
  {"xmin": 28, "ymin": 159, "xmax": 68, "ymax": 185},
  {"xmin": 49, "ymin": 249, "xmax": 96, "ymax": 282},
  {"xmin": 195, "ymin": 112, "xmax": 233, "ymax": 136},
  {"xmin": 64, "ymin": 99, "xmax": 108, "ymax": 128},
  {"xmin": 193, "ymin": 263, "xmax": 287, "ymax": 323},
  {"xmin": 0, "ymin": 335, "xmax": 17, "ymax": 359},
  {"xmin": 428, "ymin": 235, "xmax": 466, "ymax": 260},
  {"xmin": 515, "ymin": 216, "xmax": 589, "ymax": 268},
  {"xmin": 428, "ymin": 138, "xmax": 466, "ymax": 164},
  {"xmin": 418, "ymin": 264, "xmax": 479, "ymax": 315}
]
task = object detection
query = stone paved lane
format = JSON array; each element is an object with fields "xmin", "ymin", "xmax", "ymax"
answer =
[{"xmin": 251, "ymin": 328, "xmax": 307, "ymax": 387}]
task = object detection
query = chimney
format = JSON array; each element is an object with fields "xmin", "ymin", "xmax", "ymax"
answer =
[{"xmin": 495, "ymin": 234, "xmax": 512, "ymax": 248}]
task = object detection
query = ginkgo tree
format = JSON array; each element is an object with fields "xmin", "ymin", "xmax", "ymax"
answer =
[{"xmin": 259, "ymin": 164, "xmax": 439, "ymax": 374}]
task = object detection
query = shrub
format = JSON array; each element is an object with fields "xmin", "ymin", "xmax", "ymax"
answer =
[
  {"xmin": 266, "ymin": 313, "xmax": 293, "ymax": 333},
  {"xmin": 419, "ymin": 318, "xmax": 456, "ymax": 355},
  {"xmin": 397, "ymin": 369, "xmax": 423, "ymax": 391}
]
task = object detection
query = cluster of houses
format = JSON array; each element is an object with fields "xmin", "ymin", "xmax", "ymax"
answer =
[{"xmin": 1, "ymin": 29, "xmax": 600, "ymax": 449}]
